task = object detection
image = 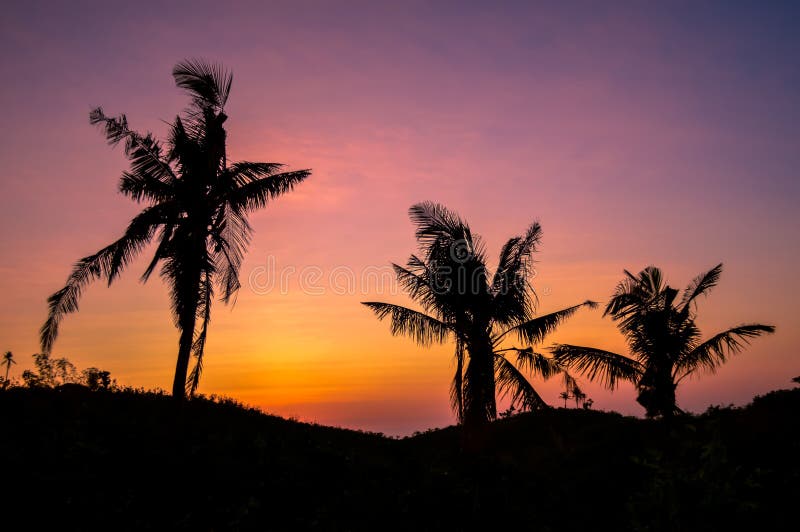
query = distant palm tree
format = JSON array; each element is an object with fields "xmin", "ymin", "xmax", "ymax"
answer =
[
  {"xmin": 40, "ymin": 60, "xmax": 311, "ymax": 398},
  {"xmin": 559, "ymin": 391, "xmax": 571, "ymax": 408},
  {"xmin": 552, "ymin": 265, "xmax": 774, "ymax": 418},
  {"xmin": 2, "ymin": 351, "xmax": 15, "ymax": 388},
  {"xmin": 573, "ymin": 387, "xmax": 587, "ymax": 408},
  {"xmin": 363, "ymin": 202, "xmax": 595, "ymax": 430}
]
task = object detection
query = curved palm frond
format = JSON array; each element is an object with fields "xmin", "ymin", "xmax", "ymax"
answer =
[
  {"xmin": 172, "ymin": 59, "xmax": 233, "ymax": 110},
  {"xmin": 502, "ymin": 347, "xmax": 563, "ymax": 380},
  {"xmin": 188, "ymin": 271, "xmax": 214, "ymax": 395},
  {"xmin": 490, "ymin": 222, "xmax": 542, "ymax": 325},
  {"xmin": 361, "ymin": 302, "xmax": 451, "ymax": 346},
  {"xmin": 408, "ymin": 201, "xmax": 469, "ymax": 245},
  {"xmin": 498, "ymin": 300, "xmax": 597, "ymax": 345},
  {"xmin": 494, "ymin": 354, "xmax": 549, "ymax": 411},
  {"xmin": 491, "ymin": 221, "xmax": 542, "ymax": 291},
  {"xmin": 89, "ymin": 108, "xmax": 177, "ymax": 186},
  {"xmin": 450, "ymin": 339, "xmax": 465, "ymax": 423},
  {"xmin": 679, "ymin": 263, "xmax": 723, "ymax": 312},
  {"xmin": 674, "ymin": 323, "xmax": 775, "ymax": 380},
  {"xmin": 40, "ymin": 204, "xmax": 173, "ymax": 353},
  {"xmin": 550, "ymin": 343, "xmax": 643, "ymax": 390},
  {"xmin": 605, "ymin": 266, "xmax": 663, "ymax": 318},
  {"xmin": 227, "ymin": 168, "xmax": 311, "ymax": 212}
]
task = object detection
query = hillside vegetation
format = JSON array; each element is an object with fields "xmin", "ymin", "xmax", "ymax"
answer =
[{"xmin": 1, "ymin": 387, "xmax": 797, "ymax": 530}]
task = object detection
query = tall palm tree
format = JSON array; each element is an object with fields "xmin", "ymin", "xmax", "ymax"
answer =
[
  {"xmin": 40, "ymin": 60, "xmax": 311, "ymax": 398},
  {"xmin": 362, "ymin": 202, "xmax": 595, "ymax": 429},
  {"xmin": 551, "ymin": 264, "xmax": 775, "ymax": 418},
  {"xmin": 1, "ymin": 351, "xmax": 15, "ymax": 388}
]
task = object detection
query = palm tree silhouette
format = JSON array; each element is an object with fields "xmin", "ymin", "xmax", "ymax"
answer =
[
  {"xmin": 551, "ymin": 264, "xmax": 774, "ymax": 418},
  {"xmin": 1, "ymin": 351, "xmax": 15, "ymax": 388},
  {"xmin": 558, "ymin": 391, "xmax": 571, "ymax": 408},
  {"xmin": 573, "ymin": 386, "xmax": 586, "ymax": 408},
  {"xmin": 40, "ymin": 60, "xmax": 311, "ymax": 398},
  {"xmin": 362, "ymin": 202, "xmax": 595, "ymax": 430}
]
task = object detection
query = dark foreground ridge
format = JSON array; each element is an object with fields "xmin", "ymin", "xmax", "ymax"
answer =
[{"xmin": 1, "ymin": 387, "xmax": 797, "ymax": 531}]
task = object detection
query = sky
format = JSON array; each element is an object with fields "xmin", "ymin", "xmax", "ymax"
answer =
[{"xmin": 1, "ymin": 0, "xmax": 798, "ymax": 435}]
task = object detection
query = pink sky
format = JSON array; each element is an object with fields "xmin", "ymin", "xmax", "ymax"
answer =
[{"xmin": 1, "ymin": 1, "xmax": 798, "ymax": 434}]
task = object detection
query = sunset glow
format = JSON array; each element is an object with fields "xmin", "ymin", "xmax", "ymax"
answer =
[{"xmin": 1, "ymin": 1, "xmax": 797, "ymax": 434}]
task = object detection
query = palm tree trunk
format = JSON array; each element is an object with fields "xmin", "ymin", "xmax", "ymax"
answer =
[
  {"xmin": 463, "ymin": 340, "xmax": 496, "ymax": 431},
  {"xmin": 172, "ymin": 266, "xmax": 202, "ymax": 399}
]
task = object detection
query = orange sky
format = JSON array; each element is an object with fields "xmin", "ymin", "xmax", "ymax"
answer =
[{"xmin": 1, "ymin": 1, "xmax": 798, "ymax": 434}]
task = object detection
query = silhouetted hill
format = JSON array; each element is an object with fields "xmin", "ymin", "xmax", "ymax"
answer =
[{"xmin": 1, "ymin": 387, "xmax": 797, "ymax": 530}]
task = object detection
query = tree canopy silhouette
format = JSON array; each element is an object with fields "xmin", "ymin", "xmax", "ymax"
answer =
[
  {"xmin": 363, "ymin": 202, "xmax": 595, "ymax": 430},
  {"xmin": 551, "ymin": 264, "xmax": 775, "ymax": 417},
  {"xmin": 1, "ymin": 351, "xmax": 15, "ymax": 388},
  {"xmin": 40, "ymin": 59, "xmax": 311, "ymax": 398}
]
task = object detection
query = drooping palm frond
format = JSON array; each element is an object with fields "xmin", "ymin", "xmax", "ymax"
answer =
[
  {"xmin": 550, "ymin": 344, "xmax": 644, "ymax": 390},
  {"xmin": 361, "ymin": 302, "xmax": 452, "ymax": 346},
  {"xmin": 494, "ymin": 354, "xmax": 549, "ymax": 411},
  {"xmin": 496, "ymin": 347, "xmax": 563, "ymax": 381},
  {"xmin": 679, "ymin": 263, "xmax": 723, "ymax": 312},
  {"xmin": 674, "ymin": 323, "xmax": 775, "ymax": 380},
  {"xmin": 392, "ymin": 261, "xmax": 435, "ymax": 309},
  {"xmin": 188, "ymin": 271, "xmax": 214, "ymax": 395},
  {"xmin": 450, "ymin": 339, "xmax": 465, "ymax": 422},
  {"xmin": 40, "ymin": 203, "xmax": 175, "ymax": 353},
  {"xmin": 497, "ymin": 301, "xmax": 597, "ymax": 345}
]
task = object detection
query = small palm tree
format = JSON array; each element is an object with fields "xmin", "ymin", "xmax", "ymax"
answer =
[
  {"xmin": 552, "ymin": 264, "xmax": 775, "ymax": 418},
  {"xmin": 1, "ymin": 351, "xmax": 15, "ymax": 388},
  {"xmin": 40, "ymin": 60, "xmax": 311, "ymax": 398},
  {"xmin": 362, "ymin": 202, "xmax": 595, "ymax": 430},
  {"xmin": 559, "ymin": 391, "xmax": 571, "ymax": 408}
]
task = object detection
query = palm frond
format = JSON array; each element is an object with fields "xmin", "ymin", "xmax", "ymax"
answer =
[
  {"xmin": 450, "ymin": 339, "xmax": 465, "ymax": 423},
  {"xmin": 188, "ymin": 272, "xmax": 214, "ymax": 395},
  {"xmin": 550, "ymin": 343, "xmax": 643, "ymax": 390},
  {"xmin": 680, "ymin": 263, "xmax": 723, "ymax": 312},
  {"xmin": 408, "ymin": 201, "xmax": 469, "ymax": 245},
  {"xmin": 173, "ymin": 59, "xmax": 233, "ymax": 110},
  {"xmin": 89, "ymin": 108, "xmax": 177, "ymax": 186},
  {"xmin": 504, "ymin": 347, "xmax": 562, "ymax": 380},
  {"xmin": 675, "ymin": 323, "xmax": 775, "ymax": 379},
  {"xmin": 227, "ymin": 168, "xmax": 311, "ymax": 212},
  {"xmin": 605, "ymin": 266, "xmax": 662, "ymax": 317},
  {"xmin": 40, "ymin": 204, "xmax": 172, "ymax": 353},
  {"xmin": 361, "ymin": 302, "xmax": 451, "ymax": 346},
  {"xmin": 498, "ymin": 300, "xmax": 597, "ymax": 345},
  {"xmin": 494, "ymin": 354, "xmax": 549, "ymax": 411},
  {"xmin": 491, "ymin": 221, "xmax": 542, "ymax": 293}
]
